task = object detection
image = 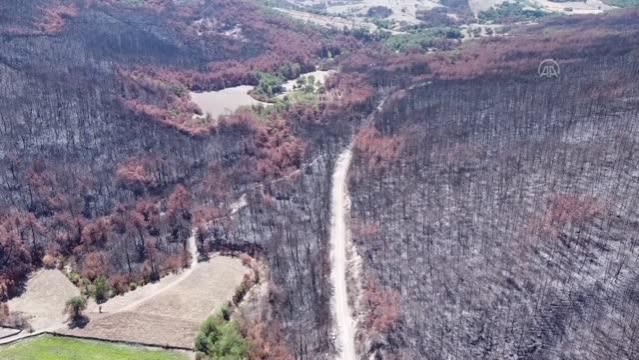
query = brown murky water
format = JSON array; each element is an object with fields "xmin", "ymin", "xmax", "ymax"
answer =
[{"xmin": 190, "ymin": 85, "xmax": 268, "ymax": 120}]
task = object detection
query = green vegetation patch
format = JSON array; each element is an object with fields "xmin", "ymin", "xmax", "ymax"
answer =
[
  {"xmin": 0, "ymin": 335, "xmax": 188, "ymax": 360},
  {"xmin": 250, "ymin": 63, "xmax": 303, "ymax": 100},
  {"xmin": 195, "ymin": 309, "xmax": 249, "ymax": 360},
  {"xmin": 601, "ymin": 0, "xmax": 639, "ymax": 7},
  {"xmin": 479, "ymin": 2, "xmax": 554, "ymax": 23},
  {"xmin": 252, "ymin": 73, "xmax": 325, "ymax": 119},
  {"xmin": 384, "ymin": 27, "xmax": 463, "ymax": 53},
  {"xmin": 252, "ymin": 72, "xmax": 286, "ymax": 99}
]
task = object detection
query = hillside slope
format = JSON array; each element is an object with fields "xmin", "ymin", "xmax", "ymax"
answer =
[{"xmin": 349, "ymin": 11, "xmax": 639, "ymax": 359}]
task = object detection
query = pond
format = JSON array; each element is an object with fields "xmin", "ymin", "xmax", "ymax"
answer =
[{"xmin": 189, "ymin": 85, "xmax": 268, "ymax": 120}]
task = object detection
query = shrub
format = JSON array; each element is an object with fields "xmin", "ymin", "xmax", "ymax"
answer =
[
  {"xmin": 233, "ymin": 283, "xmax": 249, "ymax": 305},
  {"xmin": 245, "ymin": 319, "xmax": 293, "ymax": 360},
  {"xmin": 68, "ymin": 272, "xmax": 81, "ymax": 286},
  {"xmin": 2, "ymin": 312, "xmax": 32, "ymax": 332},
  {"xmin": 220, "ymin": 304, "xmax": 231, "ymax": 321}
]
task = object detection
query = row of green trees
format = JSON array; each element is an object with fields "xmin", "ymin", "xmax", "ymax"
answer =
[{"xmin": 195, "ymin": 306, "xmax": 249, "ymax": 360}]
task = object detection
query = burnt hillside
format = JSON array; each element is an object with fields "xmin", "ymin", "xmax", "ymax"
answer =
[
  {"xmin": 0, "ymin": 1, "xmax": 375, "ymax": 358},
  {"xmin": 0, "ymin": 0, "xmax": 341, "ymax": 301},
  {"xmin": 2, "ymin": 1, "xmax": 639, "ymax": 359},
  {"xmin": 0, "ymin": 0, "xmax": 268, "ymax": 285},
  {"xmin": 350, "ymin": 14, "xmax": 639, "ymax": 360}
]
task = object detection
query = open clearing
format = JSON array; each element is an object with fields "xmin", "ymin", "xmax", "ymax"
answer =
[
  {"xmin": 280, "ymin": 70, "xmax": 334, "ymax": 92},
  {"xmin": 61, "ymin": 256, "xmax": 248, "ymax": 348},
  {"xmin": 325, "ymin": 0, "xmax": 440, "ymax": 25},
  {"xmin": 468, "ymin": 0, "xmax": 614, "ymax": 15},
  {"xmin": 0, "ymin": 334, "xmax": 188, "ymax": 360},
  {"xmin": 274, "ymin": 8, "xmax": 378, "ymax": 31},
  {"xmin": 7, "ymin": 270, "xmax": 79, "ymax": 331}
]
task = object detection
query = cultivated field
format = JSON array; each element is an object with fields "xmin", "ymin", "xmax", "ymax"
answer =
[
  {"xmin": 61, "ymin": 256, "xmax": 248, "ymax": 348},
  {"xmin": 7, "ymin": 270, "xmax": 79, "ymax": 331},
  {"xmin": 0, "ymin": 334, "xmax": 188, "ymax": 360}
]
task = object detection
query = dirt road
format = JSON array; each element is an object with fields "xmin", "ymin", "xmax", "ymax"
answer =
[{"xmin": 330, "ymin": 148, "xmax": 357, "ymax": 360}]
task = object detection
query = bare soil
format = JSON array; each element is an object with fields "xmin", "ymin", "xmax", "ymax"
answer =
[{"xmin": 7, "ymin": 270, "xmax": 80, "ymax": 331}]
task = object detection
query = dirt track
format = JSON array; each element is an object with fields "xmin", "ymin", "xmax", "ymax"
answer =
[{"xmin": 330, "ymin": 148, "xmax": 357, "ymax": 360}]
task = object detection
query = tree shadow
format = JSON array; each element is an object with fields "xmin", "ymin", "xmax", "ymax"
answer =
[{"xmin": 67, "ymin": 315, "xmax": 90, "ymax": 329}]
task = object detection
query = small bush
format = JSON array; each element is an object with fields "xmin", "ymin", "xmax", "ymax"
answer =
[{"xmin": 68, "ymin": 272, "xmax": 82, "ymax": 286}]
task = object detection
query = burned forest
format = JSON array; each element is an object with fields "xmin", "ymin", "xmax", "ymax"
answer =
[
  {"xmin": 350, "ymin": 12, "xmax": 639, "ymax": 360},
  {"xmin": 1, "ymin": 1, "xmax": 639, "ymax": 359}
]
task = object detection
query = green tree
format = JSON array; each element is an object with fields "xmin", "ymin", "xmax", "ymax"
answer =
[
  {"xmin": 255, "ymin": 72, "xmax": 284, "ymax": 98},
  {"xmin": 65, "ymin": 296, "xmax": 87, "ymax": 320},
  {"xmin": 94, "ymin": 276, "xmax": 109, "ymax": 303},
  {"xmin": 195, "ymin": 311, "xmax": 249, "ymax": 360}
]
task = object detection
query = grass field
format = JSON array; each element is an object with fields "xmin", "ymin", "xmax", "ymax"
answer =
[{"xmin": 0, "ymin": 335, "xmax": 189, "ymax": 360}]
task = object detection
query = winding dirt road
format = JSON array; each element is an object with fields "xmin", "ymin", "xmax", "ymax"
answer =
[{"xmin": 330, "ymin": 148, "xmax": 357, "ymax": 360}]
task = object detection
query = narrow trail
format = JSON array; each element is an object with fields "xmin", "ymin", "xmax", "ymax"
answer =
[{"xmin": 330, "ymin": 148, "xmax": 357, "ymax": 360}]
